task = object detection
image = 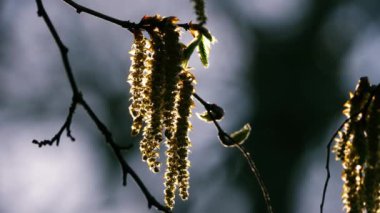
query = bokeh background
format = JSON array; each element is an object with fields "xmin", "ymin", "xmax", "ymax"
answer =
[{"xmin": 1, "ymin": 0, "xmax": 380, "ymax": 212}]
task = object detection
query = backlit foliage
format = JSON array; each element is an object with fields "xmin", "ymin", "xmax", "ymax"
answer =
[
  {"xmin": 127, "ymin": 14, "xmax": 212, "ymax": 209},
  {"xmin": 333, "ymin": 77, "xmax": 380, "ymax": 213}
]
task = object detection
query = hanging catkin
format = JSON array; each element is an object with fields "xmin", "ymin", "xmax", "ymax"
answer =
[{"xmin": 333, "ymin": 77, "xmax": 380, "ymax": 213}]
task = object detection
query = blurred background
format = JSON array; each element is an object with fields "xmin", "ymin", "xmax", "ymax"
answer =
[{"xmin": 1, "ymin": 0, "xmax": 380, "ymax": 212}]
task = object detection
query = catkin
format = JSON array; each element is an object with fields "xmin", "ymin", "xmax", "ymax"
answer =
[
  {"xmin": 161, "ymin": 17, "xmax": 183, "ymax": 140},
  {"xmin": 140, "ymin": 20, "xmax": 166, "ymax": 173},
  {"xmin": 364, "ymin": 91, "xmax": 380, "ymax": 212},
  {"xmin": 128, "ymin": 15, "xmax": 198, "ymax": 209},
  {"xmin": 334, "ymin": 77, "xmax": 380, "ymax": 213},
  {"xmin": 164, "ymin": 138, "xmax": 179, "ymax": 208},
  {"xmin": 128, "ymin": 30, "xmax": 149, "ymax": 136},
  {"xmin": 175, "ymin": 71, "xmax": 194, "ymax": 200}
]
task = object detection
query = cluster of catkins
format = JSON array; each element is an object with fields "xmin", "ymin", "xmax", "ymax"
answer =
[
  {"xmin": 127, "ymin": 15, "xmax": 195, "ymax": 209},
  {"xmin": 333, "ymin": 77, "xmax": 380, "ymax": 213}
]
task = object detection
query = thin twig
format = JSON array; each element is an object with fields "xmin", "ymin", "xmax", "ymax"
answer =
[
  {"xmin": 32, "ymin": 97, "xmax": 77, "ymax": 147},
  {"xmin": 62, "ymin": 0, "xmax": 137, "ymax": 30},
  {"xmin": 236, "ymin": 144, "xmax": 273, "ymax": 213},
  {"xmin": 320, "ymin": 117, "xmax": 349, "ymax": 213},
  {"xmin": 62, "ymin": 0, "xmax": 191, "ymax": 31},
  {"xmin": 34, "ymin": 0, "xmax": 170, "ymax": 212},
  {"xmin": 193, "ymin": 92, "xmax": 274, "ymax": 213}
]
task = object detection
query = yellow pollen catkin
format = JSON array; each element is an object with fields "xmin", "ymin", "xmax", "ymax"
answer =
[
  {"xmin": 333, "ymin": 77, "xmax": 380, "ymax": 213},
  {"xmin": 128, "ymin": 30, "xmax": 149, "ymax": 136},
  {"xmin": 128, "ymin": 15, "xmax": 201, "ymax": 209}
]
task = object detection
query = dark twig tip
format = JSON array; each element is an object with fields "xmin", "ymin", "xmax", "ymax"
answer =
[
  {"xmin": 122, "ymin": 172, "xmax": 127, "ymax": 186},
  {"xmin": 68, "ymin": 136, "xmax": 75, "ymax": 142},
  {"xmin": 32, "ymin": 139, "xmax": 55, "ymax": 147},
  {"xmin": 66, "ymin": 129, "xmax": 75, "ymax": 141}
]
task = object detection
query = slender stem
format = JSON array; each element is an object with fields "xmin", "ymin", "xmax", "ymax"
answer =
[
  {"xmin": 236, "ymin": 144, "xmax": 273, "ymax": 213},
  {"xmin": 62, "ymin": 0, "xmax": 137, "ymax": 30},
  {"xmin": 193, "ymin": 92, "xmax": 274, "ymax": 213},
  {"xmin": 36, "ymin": 0, "xmax": 79, "ymax": 94},
  {"xmin": 320, "ymin": 117, "xmax": 349, "ymax": 213},
  {"xmin": 34, "ymin": 0, "xmax": 170, "ymax": 212}
]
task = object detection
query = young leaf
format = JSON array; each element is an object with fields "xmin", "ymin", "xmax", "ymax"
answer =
[
  {"xmin": 197, "ymin": 26, "xmax": 213, "ymax": 42},
  {"xmin": 197, "ymin": 35, "xmax": 211, "ymax": 68},
  {"xmin": 182, "ymin": 37, "xmax": 201, "ymax": 68},
  {"xmin": 217, "ymin": 123, "xmax": 252, "ymax": 147},
  {"xmin": 230, "ymin": 123, "xmax": 252, "ymax": 145}
]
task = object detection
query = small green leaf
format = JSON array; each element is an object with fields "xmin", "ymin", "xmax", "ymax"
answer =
[
  {"xmin": 182, "ymin": 37, "xmax": 201, "ymax": 68},
  {"xmin": 197, "ymin": 35, "xmax": 211, "ymax": 68},
  {"xmin": 230, "ymin": 123, "xmax": 252, "ymax": 145},
  {"xmin": 198, "ymin": 26, "xmax": 213, "ymax": 41},
  {"xmin": 197, "ymin": 111, "xmax": 213, "ymax": 122}
]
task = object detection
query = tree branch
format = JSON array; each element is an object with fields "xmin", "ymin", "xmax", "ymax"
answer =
[
  {"xmin": 33, "ymin": 0, "xmax": 170, "ymax": 212},
  {"xmin": 62, "ymin": 0, "xmax": 137, "ymax": 30},
  {"xmin": 193, "ymin": 93, "xmax": 273, "ymax": 213},
  {"xmin": 61, "ymin": 0, "xmax": 191, "ymax": 31}
]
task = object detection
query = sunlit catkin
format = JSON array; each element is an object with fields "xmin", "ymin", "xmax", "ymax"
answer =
[
  {"xmin": 333, "ymin": 77, "xmax": 380, "ymax": 213},
  {"xmin": 140, "ymin": 20, "xmax": 166, "ymax": 173},
  {"xmin": 128, "ymin": 30, "xmax": 149, "ymax": 136},
  {"xmin": 175, "ymin": 70, "xmax": 194, "ymax": 200},
  {"xmin": 364, "ymin": 88, "xmax": 380, "ymax": 212},
  {"xmin": 164, "ymin": 138, "xmax": 179, "ymax": 209},
  {"xmin": 161, "ymin": 17, "xmax": 182, "ymax": 140},
  {"xmin": 163, "ymin": 70, "xmax": 195, "ymax": 208},
  {"xmin": 127, "ymin": 15, "xmax": 203, "ymax": 209}
]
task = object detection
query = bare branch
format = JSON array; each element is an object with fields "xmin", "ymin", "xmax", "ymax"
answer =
[
  {"xmin": 62, "ymin": 0, "xmax": 137, "ymax": 30},
  {"xmin": 61, "ymin": 0, "xmax": 191, "ymax": 31}
]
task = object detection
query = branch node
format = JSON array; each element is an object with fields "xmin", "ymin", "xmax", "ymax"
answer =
[
  {"xmin": 66, "ymin": 129, "xmax": 75, "ymax": 142},
  {"xmin": 147, "ymin": 200, "xmax": 153, "ymax": 209},
  {"xmin": 62, "ymin": 46, "xmax": 69, "ymax": 54},
  {"xmin": 178, "ymin": 23, "xmax": 190, "ymax": 30}
]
